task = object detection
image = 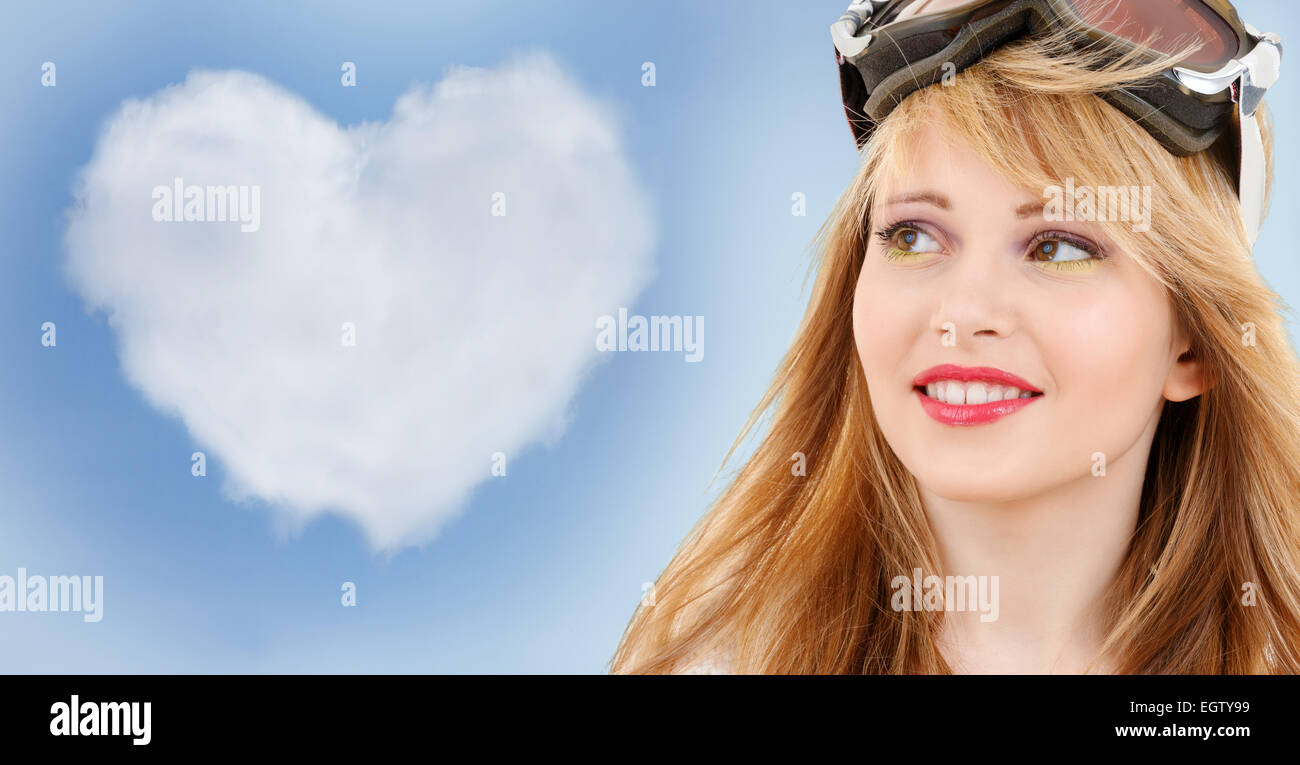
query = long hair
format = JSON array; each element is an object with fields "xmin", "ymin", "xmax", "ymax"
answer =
[{"xmin": 609, "ymin": 28, "xmax": 1300, "ymax": 674}]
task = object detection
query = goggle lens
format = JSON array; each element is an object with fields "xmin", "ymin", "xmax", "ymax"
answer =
[
  {"xmin": 877, "ymin": 0, "xmax": 1239, "ymax": 69},
  {"xmin": 1066, "ymin": 0, "xmax": 1238, "ymax": 68}
]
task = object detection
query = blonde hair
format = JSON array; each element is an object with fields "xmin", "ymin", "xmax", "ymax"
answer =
[{"xmin": 610, "ymin": 28, "xmax": 1300, "ymax": 673}]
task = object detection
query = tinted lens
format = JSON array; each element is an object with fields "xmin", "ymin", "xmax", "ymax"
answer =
[{"xmin": 1065, "ymin": 0, "xmax": 1238, "ymax": 68}]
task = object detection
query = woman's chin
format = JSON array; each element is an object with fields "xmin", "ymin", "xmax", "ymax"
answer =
[{"xmin": 906, "ymin": 463, "xmax": 1042, "ymax": 504}]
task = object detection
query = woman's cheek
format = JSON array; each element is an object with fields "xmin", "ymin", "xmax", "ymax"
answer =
[
  {"xmin": 852, "ymin": 283, "xmax": 898, "ymax": 383},
  {"xmin": 1046, "ymin": 319, "xmax": 1156, "ymax": 457}
]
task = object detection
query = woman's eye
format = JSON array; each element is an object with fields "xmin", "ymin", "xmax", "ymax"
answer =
[
  {"xmin": 882, "ymin": 226, "xmax": 940, "ymax": 259},
  {"xmin": 1029, "ymin": 237, "xmax": 1102, "ymax": 272}
]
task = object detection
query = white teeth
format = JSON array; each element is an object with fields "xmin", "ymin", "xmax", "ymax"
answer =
[{"xmin": 924, "ymin": 379, "xmax": 1037, "ymax": 405}]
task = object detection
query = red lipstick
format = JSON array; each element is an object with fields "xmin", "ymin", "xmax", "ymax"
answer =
[
  {"xmin": 912, "ymin": 364, "xmax": 1043, "ymax": 426},
  {"xmin": 912, "ymin": 364, "xmax": 1042, "ymax": 392}
]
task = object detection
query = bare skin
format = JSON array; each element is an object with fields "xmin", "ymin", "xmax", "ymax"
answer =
[{"xmin": 851, "ymin": 121, "xmax": 1207, "ymax": 673}]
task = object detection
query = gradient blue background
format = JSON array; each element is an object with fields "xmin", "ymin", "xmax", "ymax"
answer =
[{"xmin": 0, "ymin": 0, "xmax": 1295, "ymax": 672}]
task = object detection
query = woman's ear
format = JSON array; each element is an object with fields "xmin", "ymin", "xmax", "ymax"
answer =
[{"xmin": 1163, "ymin": 344, "xmax": 1209, "ymax": 402}]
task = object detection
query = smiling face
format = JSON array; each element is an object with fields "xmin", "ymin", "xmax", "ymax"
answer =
[{"xmin": 852, "ymin": 119, "xmax": 1203, "ymax": 503}]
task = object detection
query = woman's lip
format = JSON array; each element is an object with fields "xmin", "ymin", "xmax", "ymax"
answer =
[
  {"xmin": 913, "ymin": 387, "xmax": 1042, "ymax": 426},
  {"xmin": 912, "ymin": 363, "xmax": 1043, "ymax": 393}
]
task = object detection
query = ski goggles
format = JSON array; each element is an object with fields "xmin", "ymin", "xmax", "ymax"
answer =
[{"xmin": 831, "ymin": 0, "xmax": 1282, "ymax": 246}]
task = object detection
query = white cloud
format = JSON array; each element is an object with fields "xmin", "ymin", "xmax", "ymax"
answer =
[{"xmin": 63, "ymin": 51, "xmax": 656, "ymax": 551}]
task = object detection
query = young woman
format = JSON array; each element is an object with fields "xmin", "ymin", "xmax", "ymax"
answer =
[{"xmin": 610, "ymin": 0, "xmax": 1299, "ymax": 673}]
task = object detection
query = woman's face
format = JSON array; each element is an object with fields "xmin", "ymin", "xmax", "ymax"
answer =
[{"xmin": 852, "ymin": 121, "xmax": 1202, "ymax": 503}]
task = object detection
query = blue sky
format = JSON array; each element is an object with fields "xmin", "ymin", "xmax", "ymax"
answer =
[{"xmin": 0, "ymin": 0, "xmax": 1296, "ymax": 673}]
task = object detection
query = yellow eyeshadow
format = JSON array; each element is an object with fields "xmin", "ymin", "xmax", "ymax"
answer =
[
  {"xmin": 1038, "ymin": 258, "xmax": 1099, "ymax": 272},
  {"xmin": 884, "ymin": 248, "xmax": 1100, "ymax": 271}
]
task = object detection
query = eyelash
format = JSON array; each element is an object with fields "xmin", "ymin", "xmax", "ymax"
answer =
[{"xmin": 873, "ymin": 219, "xmax": 1106, "ymax": 272}]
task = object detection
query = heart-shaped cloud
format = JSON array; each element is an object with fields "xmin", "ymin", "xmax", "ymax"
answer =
[{"xmin": 63, "ymin": 51, "xmax": 656, "ymax": 551}]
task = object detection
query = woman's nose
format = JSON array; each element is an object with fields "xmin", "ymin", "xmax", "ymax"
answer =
[{"xmin": 930, "ymin": 248, "xmax": 1018, "ymax": 344}]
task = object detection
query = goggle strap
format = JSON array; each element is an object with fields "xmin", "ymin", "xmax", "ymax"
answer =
[{"xmin": 1237, "ymin": 101, "xmax": 1265, "ymax": 248}]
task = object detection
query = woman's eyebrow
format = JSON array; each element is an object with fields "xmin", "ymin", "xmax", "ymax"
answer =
[
  {"xmin": 883, "ymin": 190, "xmax": 1046, "ymax": 220},
  {"xmin": 883, "ymin": 191, "xmax": 950, "ymax": 210},
  {"xmin": 1014, "ymin": 201, "xmax": 1046, "ymax": 219}
]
